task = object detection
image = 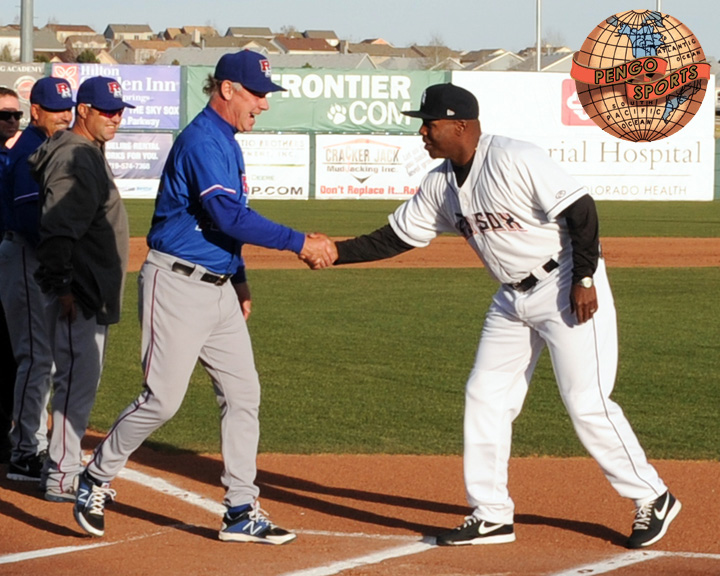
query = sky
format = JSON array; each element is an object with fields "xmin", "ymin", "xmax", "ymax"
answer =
[{"xmin": 5, "ymin": 0, "xmax": 720, "ymax": 60}]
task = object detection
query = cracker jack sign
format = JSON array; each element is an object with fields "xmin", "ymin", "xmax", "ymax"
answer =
[{"xmin": 315, "ymin": 135, "xmax": 441, "ymax": 199}]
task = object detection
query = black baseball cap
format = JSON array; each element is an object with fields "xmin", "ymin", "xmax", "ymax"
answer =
[{"xmin": 403, "ymin": 83, "xmax": 478, "ymax": 120}]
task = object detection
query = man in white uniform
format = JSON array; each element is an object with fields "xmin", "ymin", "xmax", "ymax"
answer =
[{"xmin": 322, "ymin": 83, "xmax": 680, "ymax": 549}]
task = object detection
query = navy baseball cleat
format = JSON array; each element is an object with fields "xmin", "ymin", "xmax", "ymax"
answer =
[
  {"xmin": 626, "ymin": 491, "xmax": 681, "ymax": 548},
  {"xmin": 218, "ymin": 501, "xmax": 296, "ymax": 545},
  {"xmin": 73, "ymin": 471, "xmax": 116, "ymax": 537},
  {"xmin": 436, "ymin": 515, "xmax": 516, "ymax": 546}
]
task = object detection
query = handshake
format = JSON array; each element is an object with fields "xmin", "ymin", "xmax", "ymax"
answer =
[{"xmin": 299, "ymin": 233, "xmax": 338, "ymax": 270}]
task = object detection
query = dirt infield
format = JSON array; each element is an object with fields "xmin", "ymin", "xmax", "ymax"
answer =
[
  {"xmin": 1, "ymin": 443, "xmax": 718, "ymax": 575},
  {"xmin": 1, "ymin": 237, "xmax": 718, "ymax": 575},
  {"xmin": 128, "ymin": 236, "xmax": 720, "ymax": 271}
]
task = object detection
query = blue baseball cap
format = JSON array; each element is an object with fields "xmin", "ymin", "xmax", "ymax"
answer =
[
  {"xmin": 76, "ymin": 76, "xmax": 136, "ymax": 111},
  {"xmin": 30, "ymin": 77, "xmax": 75, "ymax": 111},
  {"xmin": 214, "ymin": 50, "xmax": 285, "ymax": 93}
]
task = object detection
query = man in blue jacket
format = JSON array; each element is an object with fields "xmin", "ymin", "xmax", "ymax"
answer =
[
  {"xmin": 74, "ymin": 50, "xmax": 335, "ymax": 543},
  {"xmin": 0, "ymin": 77, "xmax": 74, "ymax": 487}
]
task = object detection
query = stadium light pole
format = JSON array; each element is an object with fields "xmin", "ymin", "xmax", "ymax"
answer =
[
  {"xmin": 20, "ymin": 0, "xmax": 34, "ymax": 62},
  {"xmin": 536, "ymin": 0, "xmax": 542, "ymax": 72}
]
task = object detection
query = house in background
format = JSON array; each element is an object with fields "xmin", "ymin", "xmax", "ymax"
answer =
[
  {"xmin": 225, "ymin": 27, "xmax": 275, "ymax": 40},
  {"xmin": 272, "ymin": 36, "xmax": 338, "ymax": 55},
  {"xmin": 181, "ymin": 26, "xmax": 218, "ymax": 44},
  {"xmin": 45, "ymin": 24, "xmax": 97, "ymax": 43},
  {"xmin": 110, "ymin": 39, "xmax": 182, "ymax": 64},
  {"xmin": 303, "ymin": 30, "xmax": 340, "ymax": 48},
  {"xmin": 104, "ymin": 24, "xmax": 155, "ymax": 43}
]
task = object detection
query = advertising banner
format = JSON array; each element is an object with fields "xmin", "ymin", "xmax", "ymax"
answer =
[
  {"xmin": 452, "ymin": 71, "xmax": 716, "ymax": 201},
  {"xmin": 236, "ymin": 133, "xmax": 310, "ymax": 200},
  {"xmin": 106, "ymin": 132, "xmax": 174, "ymax": 199},
  {"xmin": 51, "ymin": 63, "xmax": 181, "ymax": 130},
  {"xmin": 185, "ymin": 68, "xmax": 449, "ymax": 133},
  {"xmin": 0, "ymin": 63, "xmax": 46, "ymax": 131},
  {"xmin": 315, "ymin": 134, "xmax": 442, "ymax": 199}
]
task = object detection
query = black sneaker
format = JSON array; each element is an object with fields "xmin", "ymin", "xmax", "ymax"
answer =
[
  {"xmin": 218, "ymin": 502, "xmax": 296, "ymax": 545},
  {"xmin": 627, "ymin": 491, "xmax": 681, "ymax": 549},
  {"xmin": 73, "ymin": 471, "xmax": 116, "ymax": 537},
  {"xmin": 6, "ymin": 450, "xmax": 47, "ymax": 481},
  {"xmin": 436, "ymin": 515, "xmax": 516, "ymax": 546}
]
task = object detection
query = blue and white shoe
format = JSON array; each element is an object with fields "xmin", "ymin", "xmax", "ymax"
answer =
[
  {"xmin": 73, "ymin": 471, "xmax": 116, "ymax": 537},
  {"xmin": 218, "ymin": 501, "xmax": 296, "ymax": 545}
]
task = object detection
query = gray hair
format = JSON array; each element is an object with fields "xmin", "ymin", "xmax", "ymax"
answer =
[{"xmin": 202, "ymin": 75, "xmax": 243, "ymax": 97}]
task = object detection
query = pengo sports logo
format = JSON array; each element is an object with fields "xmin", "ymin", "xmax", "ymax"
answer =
[{"xmin": 570, "ymin": 9, "xmax": 710, "ymax": 142}]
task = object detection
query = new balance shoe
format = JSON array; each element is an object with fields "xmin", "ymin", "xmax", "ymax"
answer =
[
  {"xmin": 218, "ymin": 502, "xmax": 296, "ymax": 545},
  {"xmin": 436, "ymin": 515, "xmax": 516, "ymax": 546},
  {"xmin": 627, "ymin": 491, "xmax": 681, "ymax": 549},
  {"xmin": 73, "ymin": 471, "xmax": 116, "ymax": 537},
  {"xmin": 6, "ymin": 450, "xmax": 46, "ymax": 481}
]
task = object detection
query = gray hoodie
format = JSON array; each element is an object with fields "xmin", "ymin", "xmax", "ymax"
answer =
[{"xmin": 29, "ymin": 129, "xmax": 129, "ymax": 325}]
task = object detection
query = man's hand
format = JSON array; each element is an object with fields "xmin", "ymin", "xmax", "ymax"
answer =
[
  {"xmin": 570, "ymin": 284, "xmax": 598, "ymax": 324},
  {"xmin": 299, "ymin": 233, "xmax": 337, "ymax": 269},
  {"xmin": 58, "ymin": 293, "xmax": 77, "ymax": 323},
  {"xmin": 233, "ymin": 281, "xmax": 252, "ymax": 320}
]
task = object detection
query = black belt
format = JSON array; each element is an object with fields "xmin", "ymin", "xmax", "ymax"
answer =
[
  {"xmin": 171, "ymin": 262, "xmax": 232, "ymax": 286},
  {"xmin": 509, "ymin": 259, "xmax": 559, "ymax": 292}
]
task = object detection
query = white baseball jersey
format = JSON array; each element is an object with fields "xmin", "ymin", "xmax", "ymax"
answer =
[{"xmin": 389, "ymin": 133, "xmax": 586, "ymax": 284}]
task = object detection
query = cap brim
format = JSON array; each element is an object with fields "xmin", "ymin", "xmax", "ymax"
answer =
[
  {"xmin": 402, "ymin": 110, "xmax": 439, "ymax": 119},
  {"xmin": 34, "ymin": 102, "xmax": 76, "ymax": 111},
  {"xmin": 243, "ymin": 79, "xmax": 287, "ymax": 94}
]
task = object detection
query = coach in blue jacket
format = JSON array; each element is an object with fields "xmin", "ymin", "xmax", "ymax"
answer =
[{"xmin": 74, "ymin": 50, "xmax": 334, "ymax": 544}]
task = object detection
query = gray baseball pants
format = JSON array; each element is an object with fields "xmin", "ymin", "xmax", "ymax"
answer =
[{"xmin": 87, "ymin": 249, "xmax": 261, "ymax": 508}]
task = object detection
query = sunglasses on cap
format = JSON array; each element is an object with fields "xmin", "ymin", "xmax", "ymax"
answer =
[{"xmin": 0, "ymin": 110, "xmax": 23, "ymax": 122}]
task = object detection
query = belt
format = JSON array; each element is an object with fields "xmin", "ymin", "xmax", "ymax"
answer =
[
  {"xmin": 170, "ymin": 262, "xmax": 233, "ymax": 286},
  {"xmin": 509, "ymin": 259, "xmax": 559, "ymax": 292}
]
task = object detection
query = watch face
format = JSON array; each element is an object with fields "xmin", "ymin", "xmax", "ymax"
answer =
[{"xmin": 580, "ymin": 277, "xmax": 593, "ymax": 288}]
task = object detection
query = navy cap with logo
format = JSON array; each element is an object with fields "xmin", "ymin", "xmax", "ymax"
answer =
[
  {"xmin": 214, "ymin": 50, "xmax": 286, "ymax": 93},
  {"xmin": 403, "ymin": 83, "xmax": 479, "ymax": 121},
  {"xmin": 76, "ymin": 76, "xmax": 136, "ymax": 111},
  {"xmin": 30, "ymin": 77, "xmax": 75, "ymax": 111}
]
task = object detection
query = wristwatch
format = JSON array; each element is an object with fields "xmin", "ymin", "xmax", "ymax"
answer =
[{"xmin": 577, "ymin": 276, "xmax": 594, "ymax": 288}]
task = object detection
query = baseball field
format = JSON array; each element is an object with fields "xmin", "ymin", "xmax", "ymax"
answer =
[{"xmin": 1, "ymin": 199, "xmax": 719, "ymax": 575}]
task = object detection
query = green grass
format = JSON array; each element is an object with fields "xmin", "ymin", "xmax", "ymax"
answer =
[
  {"xmin": 97, "ymin": 267, "xmax": 720, "ymax": 460},
  {"xmin": 124, "ymin": 199, "xmax": 720, "ymax": 238}
]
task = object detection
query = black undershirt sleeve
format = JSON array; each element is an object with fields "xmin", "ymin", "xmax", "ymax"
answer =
[
  {"xmin": 335, "ymin": 224, "xmax": 415, "ymax": 265},
  {"xmin": 559, "ymin": 194, "xmax": 600, "ymax": 283}
]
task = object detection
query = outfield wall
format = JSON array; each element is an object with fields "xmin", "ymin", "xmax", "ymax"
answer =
[{"xmin": 1, "ymin": 63, "xmax": 717, "ymax": 201}]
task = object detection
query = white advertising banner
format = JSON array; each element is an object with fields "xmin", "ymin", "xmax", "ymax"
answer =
[
  {"xmin": 451, "ymin": 71, "xmax": 716, "ymax": 201},
  {"xmin": 235, "ymin": 133, "xmax": 310, "ymax": 200},
  {"xmin": 315, "ymin": 135, "xmax": 442, "ymax": 199}
]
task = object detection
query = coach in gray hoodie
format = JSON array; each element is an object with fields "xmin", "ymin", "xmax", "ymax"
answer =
[{"xmin": 29, "ymin": 76, "xmax": 132, "ymax": 502}]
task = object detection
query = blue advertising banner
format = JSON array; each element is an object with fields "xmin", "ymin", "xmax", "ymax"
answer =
[{"xmin": 51, "ymin": 63, "xmax": 181, "ymax": 130}]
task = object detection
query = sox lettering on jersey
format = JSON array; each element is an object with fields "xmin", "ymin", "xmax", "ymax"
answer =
[{"xmin": 454, "ymin": 212, "xmax": 526, "ymax": 239}]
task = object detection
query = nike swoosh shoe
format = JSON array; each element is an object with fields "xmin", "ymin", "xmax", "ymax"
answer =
[
  {"xmin": 436, "ymin": 515, "xmax": 515, "ymax": 546},
  {"xmin": 6, "ymin": 450, "xmax": 47, "ymax": 482},
  {"xmin": 627, "ymin": 491, "xmax": 681, "ymax": 548}
]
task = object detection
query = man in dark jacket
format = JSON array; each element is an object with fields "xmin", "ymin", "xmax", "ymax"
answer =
[{"xmin": 29, "ymin": 76, "xmax": 131, "ymax": 502}]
